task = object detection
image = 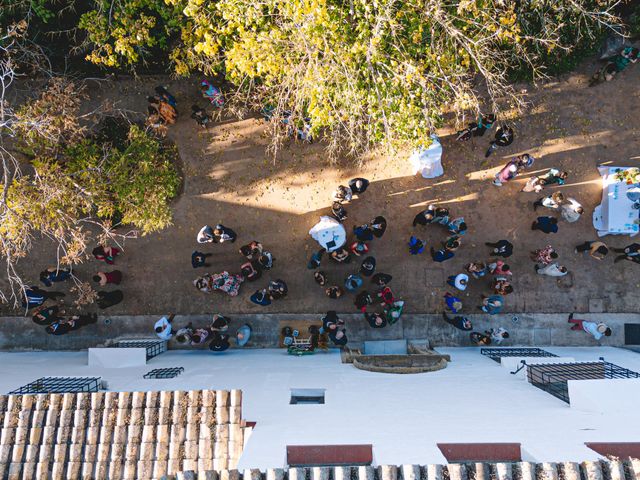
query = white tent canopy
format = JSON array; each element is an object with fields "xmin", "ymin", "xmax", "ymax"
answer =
[
  {"xmin": 309, "ymin": 216, "xmax": 346, "ymax": 252},
  {"xmin": 409, "ymin": 134, "xmax": 444, "ymax": 179},
  {"xmin": 593, "ymin": 166, "xmax": 640, "ymax": 237}
]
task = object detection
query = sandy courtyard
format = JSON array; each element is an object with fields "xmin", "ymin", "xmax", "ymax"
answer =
[{"xmin": 5, "ymin": 56, "xmax": 640, "ymax": 317}]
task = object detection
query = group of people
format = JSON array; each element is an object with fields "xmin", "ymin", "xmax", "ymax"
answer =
[
  {"xmin": 154, "ymin": 313, "xmax": 252, "ymax": 351},
  {"xmin": 411, "ymin": 203, "xmax": 467, "ymax": 262},
  {"xmin": 25, "ymin": 244, "xmax": 125, "ymax": 335}
]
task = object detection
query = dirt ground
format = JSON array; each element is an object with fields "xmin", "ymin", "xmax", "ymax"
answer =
[{"xmin": 5, "ymin": 55, "xmax": 640, "ymax": 317}]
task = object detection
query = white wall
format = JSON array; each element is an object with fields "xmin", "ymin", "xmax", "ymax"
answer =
[
  {"xmin": 568, "ymin": 378, "xmax": 640, "ymax": 413},
  {"xmin": 0, "ymin": 347, "xmax": 638, "ymax": 468}
]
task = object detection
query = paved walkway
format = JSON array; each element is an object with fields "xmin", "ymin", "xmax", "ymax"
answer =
[{"xmin": 2, "ymin": 312, "xmax": 638, "ymax": 351}]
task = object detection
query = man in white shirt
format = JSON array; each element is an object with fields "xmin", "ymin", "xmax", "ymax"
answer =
[
  {"xmin": 154, "ymin": 314, "xmax": 176, "ymax": 340},
  {"xmin": 561, "ymin": 198, "xmax": 583, "ymax": 223},
  {"xmin": 568, "ymin": 313, "xmax": 612, "ymax": 340}
]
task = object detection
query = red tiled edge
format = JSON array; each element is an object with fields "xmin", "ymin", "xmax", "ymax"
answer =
[
  {"xmin": 437, "ymin": 443, "xmax": 522, "ymax": 462},
  {"xmin": 586, "ymin": 442, "xmax": 640, "ymax": 459},
  {"xmin": 287, "ymin": 444, "xmax": 373, "ymax": 466}
]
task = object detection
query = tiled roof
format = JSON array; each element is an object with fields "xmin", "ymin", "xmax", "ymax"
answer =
[
  {"xmin": 167, "ymin": 460, "xmax": 640, "ymax": 480},
  {"xmin": 0, "ymin": 389, "xmax": 244, "ymax": 479}
]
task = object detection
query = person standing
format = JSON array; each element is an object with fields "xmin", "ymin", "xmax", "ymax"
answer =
[
  {"xmin": 486, "ymin": 240, "xmax": 513, "ymax": 257},
  {"xmin": 535, "ymin": 263, "xmax": 568, "ymax": 277},
  {"xmin": 235, "ymin": 324, "xmax": 252, "ymax": 347},
  {"xmin": 567, "ymin": 313, "xmax": 612, "ymax": 340},
  {"xmin": 214, "ymin": 224, "xmax": 237, "ymax": 243},
  {"xmin": 365, "ymin": 312, "xmax": 387, "ymax": 328},
  {"xmin": 154, "ymin": 314, "xmax": 176, "ymax": 340},
  {"xmin": 360, "ymin": 256, "xmax": 376, "ymax": 277},
  {"xmin": 370, "ymin": 216, "xmax": 387, "ymax": 238},
  {"xmin": 209, "ymin": 333, "xmax": 231, "ymax": 351},
  {"xmin": 197, "ymin": 225, "xmax": 216, "ymax": 243},
  {"xmin": 191, "ymin": 251, "xmax": 212, "ymax": 268},
  {"xmin": 613, "ymin": 243, "xmax": 640, "ymax": 263},
  {"xmin": 531, "ymin": 216, "xmax": 558, "ymax": 234},
  {"xmin": 442, "ymin": 312, "xmax": 472, "ymax": 331},
  {"xmin": 348, "ymin": 178, "xmax": 370, "ymax": 195},
  {"xmin": 480, "ymin": 294, "xmax": 503, "ymax": 315},
  {"xmin": 575, "ymin": 241, "xmax": 608, "ymax": 260},
  {"xmin": 371, "ymin": 272, "xmax": 392, "ymax": 287},
  {"xmin": 93, "ymin": 270, "xmax": 123, "ymax": 286},
  {"xmin": 561, "ymin": 198, "xmax": 584, "ymax": 223}
]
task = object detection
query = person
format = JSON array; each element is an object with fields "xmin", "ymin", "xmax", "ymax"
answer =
[
  {"xmin": 447, "ymin": 273, "xmax": 469, "ymax": 291},
  {"xmin": 531, "ymin": 216, "xmax": 558, "ymax": 234},
  {"xmin": 154, "ymin": 314, "xmax": 176, "ymax": 340},
  {"xmin": 591, "ymin": 46, "xmax": 640, "ymax": 85},
  {"xmin": 431, "ymin": 246, "xmax": 454, "ymax": 262},
  {"xmin": 613, "ymin": 243, "xmax": 640, "ymax": 263},
  {"xmin": 257, "ymin": 251, "xmax": 275, "ymax": 270},
  {"xmin": 354, "ymin": 224, "xmax": 374, "ymax": 241},
  {"xmin": 385, "ymin": 300, "xmax": 405, "ymax": 324},
  {"xmin": 349, "ymin": 241, "xmax": 369, "ymax": 257},
  {"xmin": 22, "ymin": 287, "xmax": 64, "ymax": 309},
  {"xmin": 447, "ymin": 217, "xmax": 467, "ymax": 236},
  {"xmin": 488, "ymin": 260, "xmax": 512, "ymax": 276},
  {"xmin": 533, "ymin": 192, "xmax": 564, "ymax": 211},
  {"xmin": 236, "ymin": 324, "xmax": 252, "ymax": 347},
  {"xmin": 366, "ymin": 312, "xmax": 387, "ymax": 328},
  {"xmin": 354, "ymin": 290, "xmax": 372, "ymax": 311},
  {"xmin": 197, "ymin": 225, "xmax": 216, "ymax": 243},
  {"xmin": 325, "ymin": 286, "xmax": 343, "ymax": 299},
  {"xmin": 268, "ymin": 279, "xmax": 288, "ymax": 300},
  {"xmin": 93, "ymin": 270, "xmax": 122, "ymax": 286},
  {"xmin": 307, "ymin": 249, "xmax": 324, "ymax": 269},
  {"xmin": 466, "ymin": 262, "xmax": 488, "ymax": 279},
  {"xmin": 191, "ymin": 251, "xmax": 212, "ymax": 268},
  {"xmin": 348, "ymin": 178, "xmax": 370, "ymax": 194},
  {"xmin": 32, "ymin": 305, "xmax": 62, "ymax": 325},
  {"xmin": 332, "ymin": 185, "xmax": 352, "ymax": 204},
  {"xmin": 523, "ymin": 168, "xmax": 568, "ymax": 193},
  {"xmin": 330, "ymin": 247, "xmax": 351, "ymax": 263},
  {"xmin": 331, "ymin": 202, "xmax": 348, "ymax": 222},
  {"xmin": 211, "ymin": 314, "xmax": 230, "ymax": 332},
  {"xmin": 485, "ymin": 125, "xmax": 514, "ymax": 158},
  {"xmin": 250, "ymin": 289, "xmax": 272, "ymax": 306},
  {"xmin": 409, "ymin": 236, "xmax": 425, "ymax": 255},
  {"xmin": 39, "ymin": 267, "xmax": 71, "ymax": 287},
  {"xmin": 209, "ymin": 333, "xmax": 231, "ymax": 351},
  {"xmin": 412, "ymin": 205, "xmax": 449, "ymax": 227},
  {"xmin": 92, "ymin": 245, "xmax": 120, "ymax": 264},
  {"xmin": 155, "ymin": 86, "xmax": 177, "ymax": 108},
  {"xmin": 213, "ymin": 224, "xmax": 237, "ymax": 243},
  {"xmin": 175, "ymin": 324, "xmax": 194, "ymax": 343},
  {"xmin": 442, "ymin": 312, "xmax": 472, "ymax": 331},
  {"xmin": 561, "ymin": 197, "xmax": 584, "ymax": 223},
  {"xmin": 486, "ymin": 240, "xmax": 513, "ymax": 257},
  {"xmin": 535, "ymin": 263, "xmax": 568, "ymax": 277},
  {"xmin": 191, "ymin": 104, "xmax": 210, "ymax": 128},
  {"xmin": 480, "ymin": 294, "xmax": 503, "ymax": 315},
  {"xmin": 470, "ymin": 332, "xmax": 492, "ymax": 346},
  {"xmin": 191, "ymin": 327, "xmax": 212, "ymax": 346},
  {"xmin": 492, "ymin": 278, "xmax": 513, "ymax": 295},
  {"xmin": 239, "ymin": 241, "xmax": 263, "ymax": 260},
  {"xmin": 371, "ymin": 272, "xmax": 392, "ymax": 286},
  {"xmin": 151, "ymin": 96, "xmax": 177, "ymax": 124},
  {"xmin": 530, "ymin": 245, "xmax": 558, "ymax": 266},
  {"xmin": 493, "ymin": 154, "xmax": 534, "ymax": 186},
  {"xmin": 489, "ymin": 327, "xmax": 509, "ymax": 345},
  {"xmin": 575, "ymin": 241, "xmax": 608, "ymax": 260},
  {"xmin": 320, "ymin": 311, "xmax": 344, "ymax": 333},
  {"xmin": 96, "ymin": 290, "xmax": 124, "ymax": 309},
  {"xmin": 360, "ymin": 256, "xmax": 376, "ymax": 277},
  {"xmin": 377, "ymin": 286, "xmax": 395, "ymax": 306},
  {"xmin": 456, "ymin": 114, "xmax": 496, "ymax": 140},
  {"xmin": 370, "ymin": 216, "xmax": 387, "ymax": 238},
  {"xmin": 444, "ymin": 292, "xmax": 462, "ymax": 313},
  {"xmin": 443, "ymin": 236, "xmax": 461, "ymax": 252},
  {"xmin": 46, "ymin": 314, "xmax": 97, "ymax": 335},
  {"xmin": 200, "ymin": 80, "xmax": 224, "ymax": 107},
  {"xmin": 567, "ymin": 313, "xmax": 612, "ymax": 340},
  {"xmin": 328, "ymin": 328, "xmax": 348, "ymax": 347},
  {"xmin": 344, "ymin": 274, "xmax": 363, "ymax": 292},
  {"xmin": 314, "ymin": 271, "xmax": 327, "ymax": 286},
  {"xmin": 240, "ymin": 261, "xmax": 262, "ymax": 281}
]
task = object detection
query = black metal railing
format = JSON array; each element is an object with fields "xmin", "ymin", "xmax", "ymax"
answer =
[
  {"xmin": 9, "ymin": 376, "xmax": 101, "ymax": 394},
  {"xmin": 115, "ymin": 339, "xmax": 167, "ymax": 360},
  {"xmin": 481, "ymin": 347, "xmax": 558, "ymax": 363},
  {"xmin": 143, "ymin": 367, "xmax": 184, "ymax": 379},
  {"xmin": 527, "ymin": 361, "xmax": 640, "ymax": 403}
]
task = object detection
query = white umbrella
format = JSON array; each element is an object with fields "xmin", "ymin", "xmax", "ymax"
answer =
[{"xmin": 309, "ymin": 216, "xmax": 346, "ymax": 252}]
